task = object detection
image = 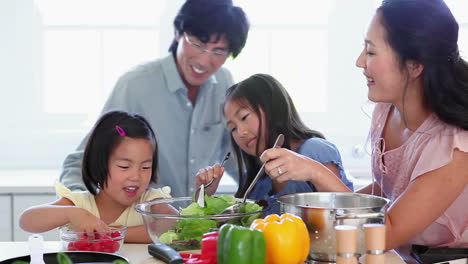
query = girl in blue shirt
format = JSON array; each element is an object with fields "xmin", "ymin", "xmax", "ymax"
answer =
[{"xmin": 196, "ymin": 74, "xmax": 353, "ymax": 213}]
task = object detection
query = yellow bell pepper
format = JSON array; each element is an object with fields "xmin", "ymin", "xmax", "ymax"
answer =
[{"xmin": 250, "ymin": 213, "xmax": 310, "ymax": 264}]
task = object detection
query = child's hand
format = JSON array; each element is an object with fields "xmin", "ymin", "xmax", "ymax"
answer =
[
  {"xmin": 195, "ymin": 163, "xmax": 225, "ymax": 196},
  {"xmin": 67, "ymin": 207, "xmax": 110, "ymax": 237}
]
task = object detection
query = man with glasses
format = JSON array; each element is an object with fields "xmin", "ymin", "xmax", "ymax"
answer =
[{"xmin": 59, "ymin": 0, "xmax": 249, "ymax": 197}]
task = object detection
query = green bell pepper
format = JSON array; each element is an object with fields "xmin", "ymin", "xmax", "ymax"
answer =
[{"xmin": 217, "ymin": 224, "xmax": 266, "ymax": 264}]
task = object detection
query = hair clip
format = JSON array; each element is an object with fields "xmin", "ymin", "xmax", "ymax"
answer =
[{"xmin": 115, "ymin": 125, "xmax": 126, "ymax": 136}]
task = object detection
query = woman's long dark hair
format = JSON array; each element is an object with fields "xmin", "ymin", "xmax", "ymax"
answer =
[
  {"xmin": 224, "ymin": 74, "xmax": 324, "ymax": 197},
  {"xmin": 378, "ymin": 0, "xmax": 468, "ymax": 130}
]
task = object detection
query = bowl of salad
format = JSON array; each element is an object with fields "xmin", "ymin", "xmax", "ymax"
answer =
[{"xmin": 135, "ymin": 195, "xmax": 267, "ymax": 250}]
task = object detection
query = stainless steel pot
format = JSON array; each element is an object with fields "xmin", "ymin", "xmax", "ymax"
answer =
[{"xmin": 278, "ymin": 192, "xmax": 389, "ymax": 262}]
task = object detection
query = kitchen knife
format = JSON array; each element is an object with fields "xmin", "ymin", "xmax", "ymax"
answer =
[{"xmin": 148, "ymin": 243, "xmax": 184, "ymax": 264}]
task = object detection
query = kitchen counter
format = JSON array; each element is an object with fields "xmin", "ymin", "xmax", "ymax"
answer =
[
  {"xmin": 0, "ymin": 169, "xmax": 58, "ymax": 194},
  {"xmin": 0, "ymin": 169, "xmax": 238, "ymax": 194},
  {"xmin": 0, "ymin": 241, "xmax": 407, "ymax": 263},
  {"xmin": 0, "ymin": 242, "xmax": 163, "ymax": 264}
]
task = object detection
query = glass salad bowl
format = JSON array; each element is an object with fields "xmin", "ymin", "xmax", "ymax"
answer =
[
  {"xmin": 60, "ymin": 224, "xmax": 126, "ymax": 253},
  {"xmin": 135, "ymin": 195, "xmax": 268, "ymax": 251}
]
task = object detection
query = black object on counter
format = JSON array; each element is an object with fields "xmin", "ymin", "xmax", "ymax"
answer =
[
  {"xmin": 411, "ymin": 244, "xmax": 468, "ymax": 264},
  {"xmin": 148, "ymin": 243, "xmax": 184, "ymax": 264},
  {"xmin": 0, "ymin": 252, "xmax": 128, "ymax": 264}
]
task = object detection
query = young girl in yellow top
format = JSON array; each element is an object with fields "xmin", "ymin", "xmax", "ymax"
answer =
[{"xmin": 19, "ymin": 111, "xmax": 177, "ymax": 243}]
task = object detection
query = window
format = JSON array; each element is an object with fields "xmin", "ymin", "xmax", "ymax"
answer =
[
  {"xmin": 39, "ymin": 0, "xmax": 164, "ymax": 115},
  {"xmin": 446, "ymin": 0, "xmax": 468, "ymax": 60},
  {"xmin": 227, "ymin": 0, "xmax": 335, "ymax": 113},
  {"xmin": 1, "ymin": 0, "xmax": 171, "ymax": 168}
]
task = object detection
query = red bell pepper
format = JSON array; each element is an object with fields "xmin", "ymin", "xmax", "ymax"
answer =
[
  {"xmin": 201, "ymin": 231, "xmax": 218, "ymax": 263},
  {"xmin": 180, "ymin": 231, "xmax": 219, "ymax": 264}
]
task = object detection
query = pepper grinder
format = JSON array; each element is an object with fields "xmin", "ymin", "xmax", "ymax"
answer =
[
  {"xmin": 335, "ymin": 225, "xmax": 359, "ymax": 264},
  {"xmin": 364, "ymin": 223, "xmax": 386, "ymax": 264}
]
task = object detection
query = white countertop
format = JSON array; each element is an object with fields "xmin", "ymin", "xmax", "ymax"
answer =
[
  {"xmin": 0, "ymin": 168, "xmax": 372, "ymax": 196},
  {"xmin": 0, "ymin": 241, "xmax": 164, "ymax": 264},
  {"xmin": 0, "ymin": 241, "xmax": 407, "ymax": 264},
  {"xmin": 0, "ymin": 169, "xmax": 58, "ymax": 194},
  {"xmin": 0, "ymin": 169, "xmax": 238, "ymax": 195}
]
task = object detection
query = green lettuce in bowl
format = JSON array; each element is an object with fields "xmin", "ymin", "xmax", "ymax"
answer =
[{"xmin": 136, "ymin": 195, "xmax": 266, "ymax": 250}]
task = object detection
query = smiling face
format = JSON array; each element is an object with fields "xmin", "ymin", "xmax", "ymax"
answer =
[
  {"xmin": 99, "ymin": 137, "xmax": 154, "ymax": 208},
  {"xmin": 355, "ymin": 12, "xmax": 408, "ymax": 104},
  {"xmin": 224, "ymin": 99, "xmax": 267, "ymax": 156},
  {"xmin": 175, "ymin": 33, "xmax": 229, "ymax": 90}
]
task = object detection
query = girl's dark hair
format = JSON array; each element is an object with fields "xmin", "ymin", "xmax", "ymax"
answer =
[
  {"xmin": 224, "ymin": 73, "xmax": 325, "ymax": 197},
  {"xmin": 378, "ymin": 0, "xmax": 468, "ymax": 130},
  {"xmin": 82, "ymin": 111, "xmax": 158, "ymax": 195},
  {"xmin": 169, "ymin": 0, "xmax": 249, "ymax": 58}
]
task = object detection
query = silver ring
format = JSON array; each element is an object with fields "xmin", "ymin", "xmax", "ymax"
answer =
[
  {"xmin": 337, "ymin": 252, "xmax": 361, "ymax": 258},
  {"xmin": 366, "ymin": 249, "xmax": 385, "ymax": 255},
  {"xmin": 277, "ymin": 166, "xmax": 283, "ymax": 175}
]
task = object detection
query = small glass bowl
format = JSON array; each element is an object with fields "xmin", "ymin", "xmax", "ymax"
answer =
[{"xmin": 60, "ymin": 224, "xmax": 126, "ymax": 253}]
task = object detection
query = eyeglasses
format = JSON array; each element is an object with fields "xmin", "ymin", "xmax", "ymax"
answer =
[{"xmin": 183, "ymin": 32, "xmax": 230, "ymax": 58}]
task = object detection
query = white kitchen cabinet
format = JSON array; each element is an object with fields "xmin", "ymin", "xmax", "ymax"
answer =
[
  {"xmin": 13, "ymin": 194, "xmax": 59, "ymax": 241},
  {"xmin": 0, "ymin": 195, "xmax": 12, "ymax": 241}
]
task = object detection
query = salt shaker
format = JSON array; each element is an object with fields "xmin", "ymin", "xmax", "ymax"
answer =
[
  {"xmin": 29, "ymin": 234, "xmax": 46, "ymax": 264},
  {"xmin": 364, "ymin": 223, "xmax": 386, "ymax": 264},
  {"xmin": 335, "ymin": 225, "xmax": 359, "ymax": 264}
]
